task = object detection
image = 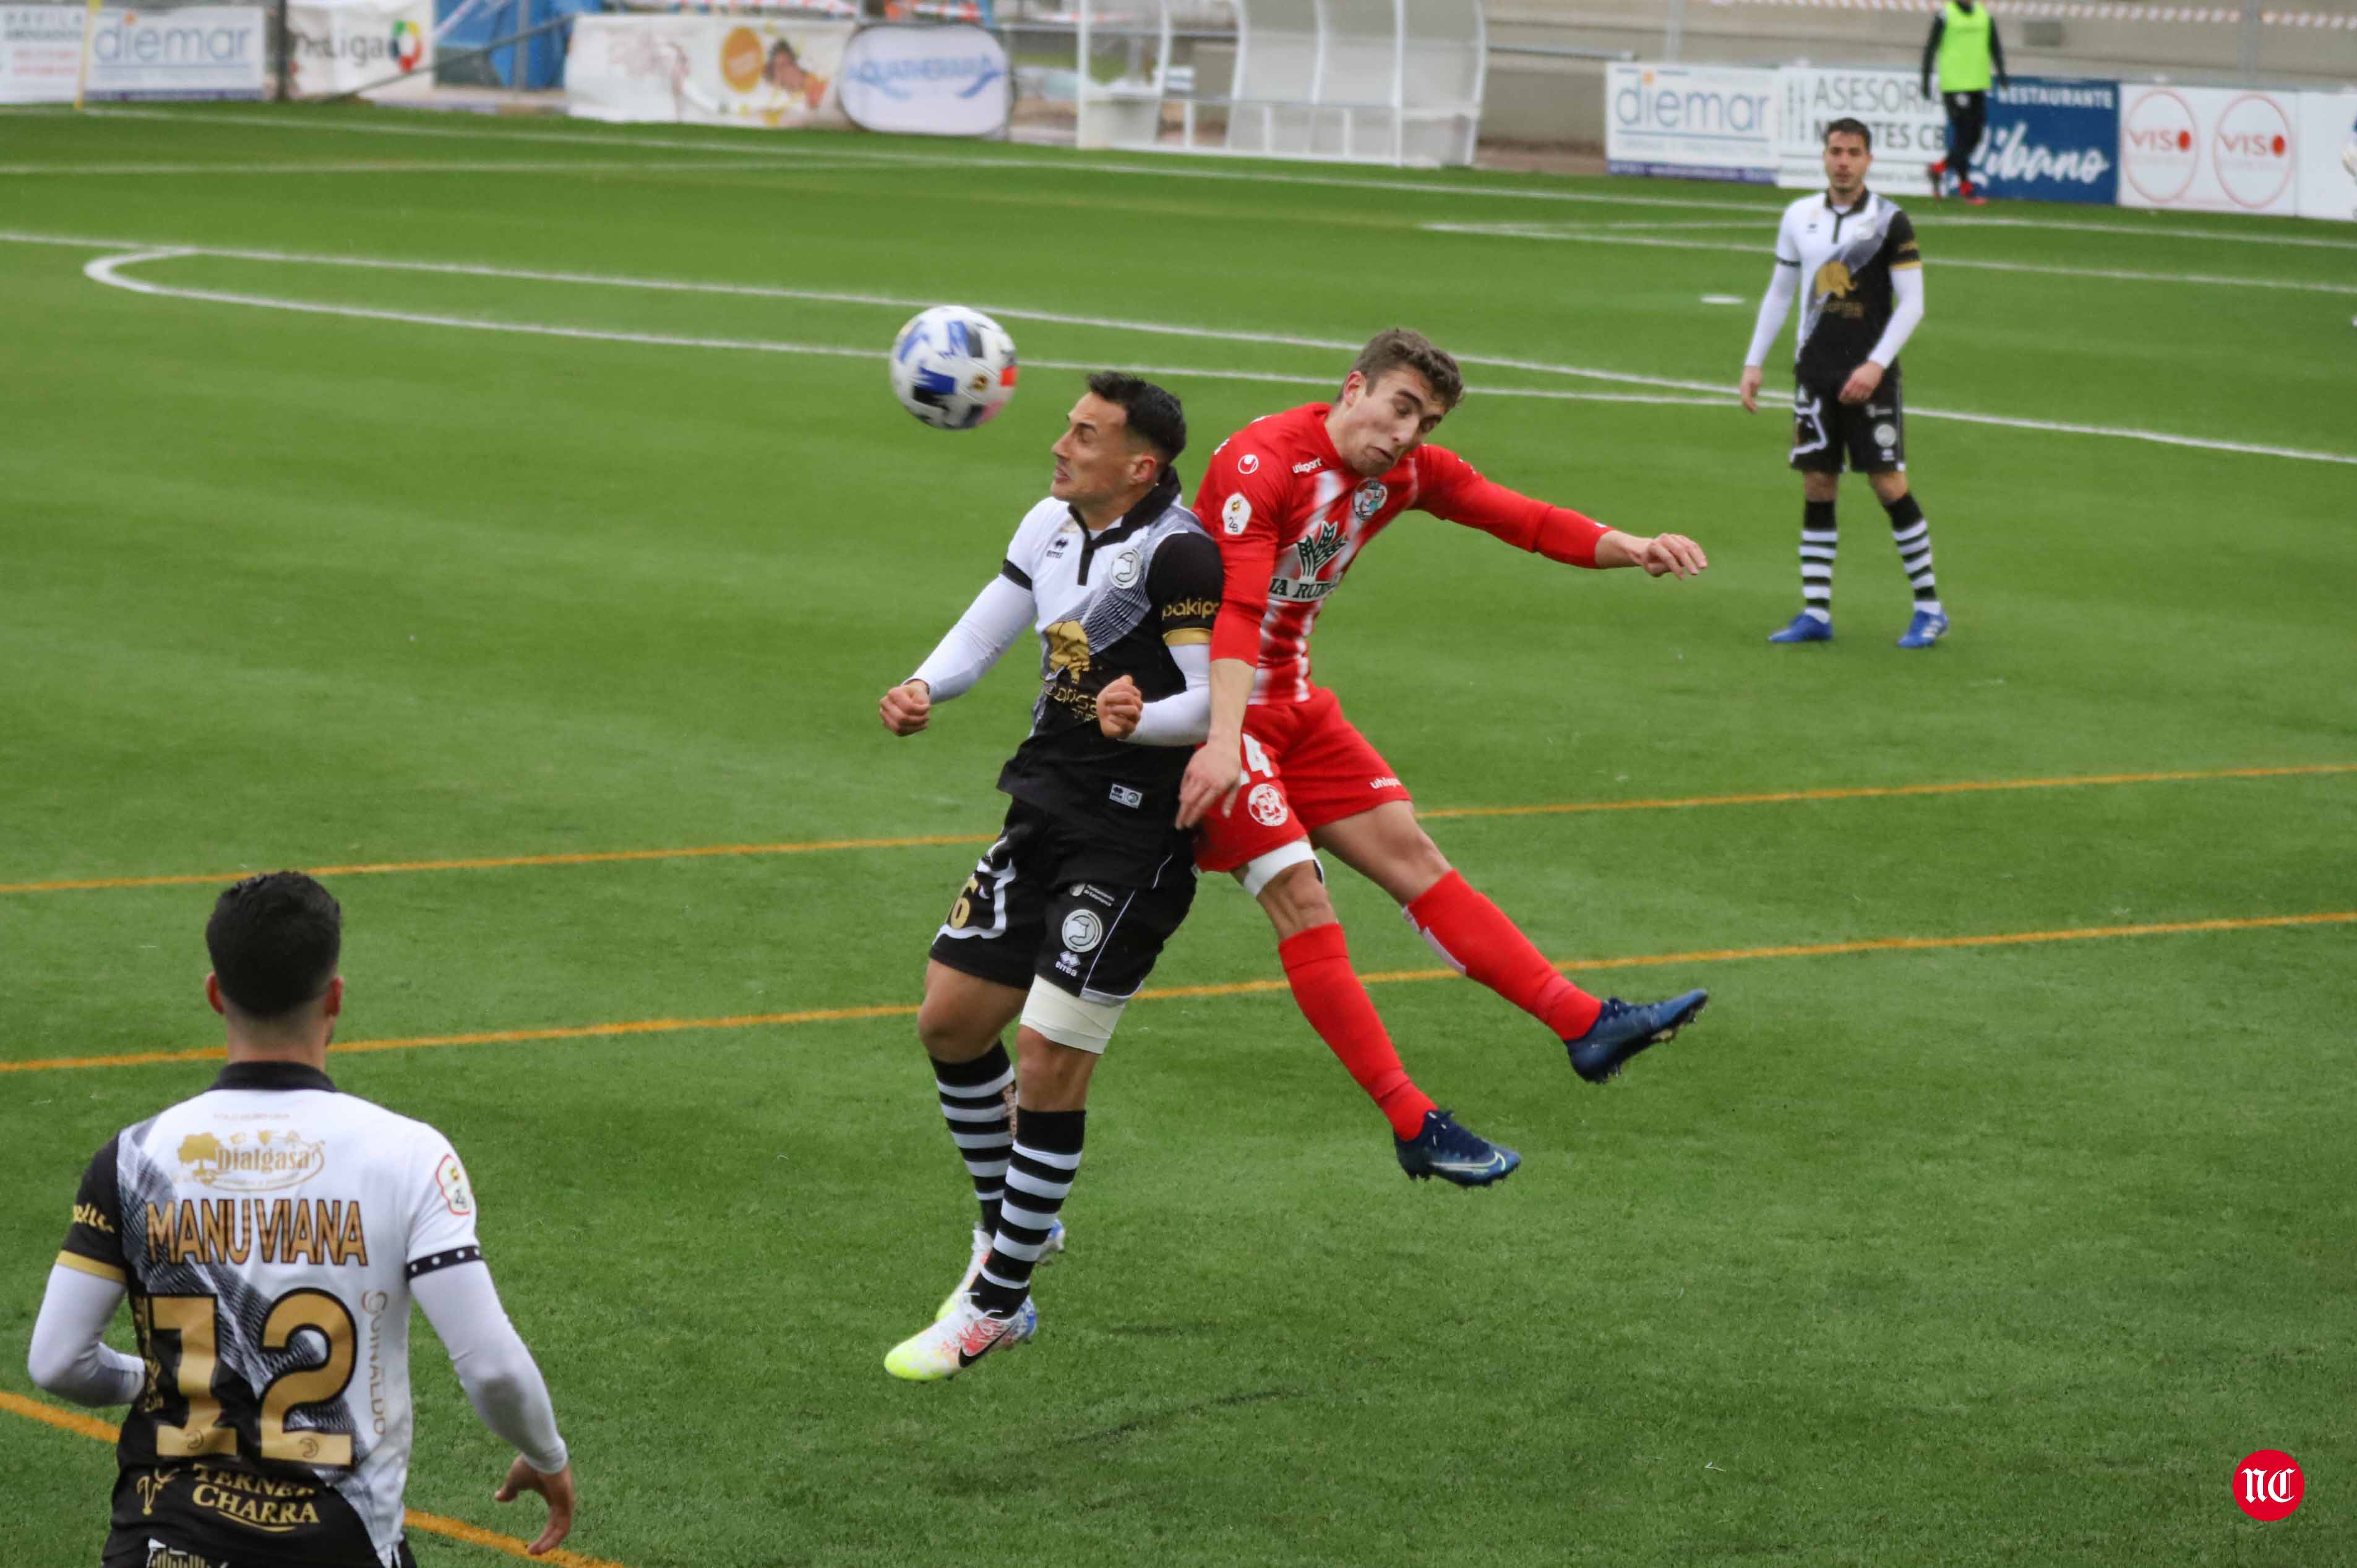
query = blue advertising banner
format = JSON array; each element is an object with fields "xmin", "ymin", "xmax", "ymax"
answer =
[{"xmin": 1972, "ymin": 77, "xmax": 2119, "ymax": 205}]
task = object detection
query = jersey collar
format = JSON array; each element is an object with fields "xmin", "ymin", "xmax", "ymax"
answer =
[
  {"xmin": 210, "ymin": 1060, "xmax": 337, "ymax": 1094},
  {"xmin": 1070, "ymin": 467, "xmax": 1182, "ymax": 579},
  {"xmin": 1824, "ymin": 186, "xmax": 1874, "ymax": 216}
]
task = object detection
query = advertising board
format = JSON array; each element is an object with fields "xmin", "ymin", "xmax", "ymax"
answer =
[
  {"xmin": 1604, "ymin": 62, "xmax": 1777, "ymax": 184},
  {"xmin": 2118, "ymin": 84, "xmax": 2299, "ymax": 215},
  {"xmin": 567, "ymin": 14, "xmax": 851, "ymax": 130},
  {"xmin": 836, "ymin": 24, "xmax": 1008, "ymax": 138},
  {"xmin": 1972, "ymin": 77, "xmax": 2117, "ymax": 205}
]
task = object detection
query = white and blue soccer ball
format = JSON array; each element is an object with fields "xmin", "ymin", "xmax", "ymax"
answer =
[{"xmin": 889, "ymin": 306, "xmax": 1018, "ymax": 431}]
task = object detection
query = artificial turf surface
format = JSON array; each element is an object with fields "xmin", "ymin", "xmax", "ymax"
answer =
[{"xmin": 1, "ymin": 102, "xmax": 2352, "ymax": 1566}]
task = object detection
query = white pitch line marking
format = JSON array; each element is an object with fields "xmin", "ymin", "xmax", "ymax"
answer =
[
  {"xmin": 0, "ymin": 157, "xmax": 867, "ymax": 178},
  {"xmin": 24, "ymin": 234, "xmax": 2356, "ymax": 468},
  {"xmin": 1422, "ymin": 220, "xmax": 2357, "ymax": 295},
  {"xmin": 46, "ymin": 105, "xmax": 2357, "ymax": 253}
]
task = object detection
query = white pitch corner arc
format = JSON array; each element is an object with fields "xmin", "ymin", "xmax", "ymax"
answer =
[{"xmin": 58, "ymin": 241, "xmax": 2357, "ymax": 470}]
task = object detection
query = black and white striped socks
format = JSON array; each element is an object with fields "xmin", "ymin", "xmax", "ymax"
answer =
[
  {"xmin": 932, "ymin": 1045, "xmax": 1015, "ymax": 1236},
  {"xmin": 1884, "ymin": 493, "xmax": 1942, "ymax": 615},
  {"xmin": 1800, "ymin": 499, "xmax": 1837, "ymax": 623},
  {"xmin": 971, "ymin": 1108, "xmax": 1084, "ymax": 1319}
]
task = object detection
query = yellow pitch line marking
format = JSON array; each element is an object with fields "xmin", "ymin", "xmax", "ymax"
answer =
[
  {"xmin": 2, "ymin": 763, "xmax": 2348, "ymax": 898},
  {"xmin": 0, "ymin": 1391, "xmax": 629, "ymax": 1568},
  {"xmin": 6, "ymin": 912, "xmax": 2347, "ymax": 1075}
]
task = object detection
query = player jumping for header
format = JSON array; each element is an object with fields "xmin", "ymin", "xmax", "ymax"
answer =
[{"xmin": 1176, "ymin": 329, "xmax": 1711, "ymax": 1189}]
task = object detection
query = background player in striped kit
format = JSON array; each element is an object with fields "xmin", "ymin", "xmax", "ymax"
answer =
[
  {"xmin": 1740, "ymin": 118, "xmax": 1950, "ymax": 649},
  {"xmin": 1176, "ymin": 331, "xmax": 1712, "ymax": 1188},
  {"xmin": 875, "ymin": 374, "xmax": 1221, "ymax": 1380},
  {"xmin": 27, "ymin": 872, "xmax": 575, "ymax": 1566}
]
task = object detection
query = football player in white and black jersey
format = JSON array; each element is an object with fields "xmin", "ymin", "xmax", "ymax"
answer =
[
  {"xmin": 27, "ymin": 873, "xmax": 575, "ymax": 1566},
  {"xmin": 1740, "ymin": 117, "xmax": 1952, "ymax": 649},
  {"xmin": 874, "ymin": 373, "xmax": 1221, "ymax": 1380}
]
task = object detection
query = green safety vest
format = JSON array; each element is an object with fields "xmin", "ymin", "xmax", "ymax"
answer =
[{"xmin": 1937, "ymin": 1, "xmax": 1994, "ymax": 93}]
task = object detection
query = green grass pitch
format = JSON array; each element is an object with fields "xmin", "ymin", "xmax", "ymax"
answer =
[{"xmin": 1, "ymin": 103, "xmax": 2352, "ymax": 1567}]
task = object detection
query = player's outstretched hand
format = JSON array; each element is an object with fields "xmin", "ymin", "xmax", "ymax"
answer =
[
  {"xmin": 1636, "ymin": 534, "xmax": 1709, "ymax": 579},
  {"xmin": 1738, "ymin": 364, "xmax": 1763, "ymax": 414},
  {"xmin": 1839, "ymin": 361, "xmax": 1886, "ymax": 405},
  {"xmin": 1097, "ymin": 675, "xmax": 1144, "ymax": 740},
  {"xmin": 494, "ymin": 1456, "xmax": 575, "ymax": 1557},
  {"xmin": 879, "ymin": 680, "xmax": 931, "ymax": 737},
  {"xmin": 1177, "ymin": 741, "xmax": 1246, "ymax": 829}
]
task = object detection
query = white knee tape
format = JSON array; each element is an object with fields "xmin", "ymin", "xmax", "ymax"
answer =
[
  {"xmin": 1021, "ymin": 977, "xmax": 1125, "ymax": 1055},
  {"xmin": 1235, "ymin": 840, "xmax": 1320, "ymax": 899}
]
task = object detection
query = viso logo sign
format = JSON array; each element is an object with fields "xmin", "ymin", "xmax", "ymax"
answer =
[
  {"xmin": 2212, "ymin": 93, "xmax": 2294, "ymax": 210},
  {"xmin": 2123, "ymin": 88, "xmax": 2198, "ymax": 203},
  {"xmin": 837, "ymin": 22, "xmax": 1007, "ymax": 137},
  {"xmin": 2120, "ymin": 85, "xmax": 2300, "ymax": 214}
]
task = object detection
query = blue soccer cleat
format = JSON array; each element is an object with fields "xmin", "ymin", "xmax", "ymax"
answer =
[
  {"xmin": 1566, "ymin": 990, "xmax": 1709, "ymax": 1083},
  {"xmin": 1896, "ymin": 610, "xmax": 1950, "ymax": 648},
  {"xmin": 1768, "ymin": 612, "xmax": 1832, "ymax": 644},
  {"xmin": 1394, "ymin": 1109, "xmax": 1520, "ymax": 1188}
]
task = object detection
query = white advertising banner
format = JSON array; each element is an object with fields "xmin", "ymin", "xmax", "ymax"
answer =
[
  {"xmin": 836, "ymin": 24, "xmax": 1007, "ymax": 137},
  {"xmin": 1, "ymin": 3, "xmax": 262, "ymax": 101},
  {"xmin": 1603, "ymin": 62, "xmax": 1778, "ymax": 184},
  {"xmin": 2117, "ymin": 85, "xmax": 2299, "ymax": 215},
  {"xmin": 1775, "ymin": 67, "xmax": 1945, "ymax": 193},
  {"xmin": 286, "ymin": 0, "xmax": 433, "ymax": 99},
  {"xmin": 2295, "ymin": 92, "xmax": 2357, "ymax": 223},
  {"xmin": 566, "ymin": 14, "xmax": 851, "ymax": 130}
]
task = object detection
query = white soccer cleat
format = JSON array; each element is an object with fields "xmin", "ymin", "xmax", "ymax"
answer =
[
  {"xmin": 935, "ymin": 1220, "xmax": 1065, "ymax": 1322},
  {"xmin": 885, "ymin": 1293, "xmax": 1037, "ymax": 1382}
]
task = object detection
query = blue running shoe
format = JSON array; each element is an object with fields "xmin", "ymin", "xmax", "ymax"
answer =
[
  {"xmin": 1566, "ymin": 990, "xmax": 1709, "ymax": 1083},
  {"xmin": 1896, "ymin": 609, "xmax": 1950, "ymax": 648},
  {"xmin": 1394, "ymin": 1110, "xmax": 1520, "ymax": 1188},
  {"xmin": 1767, "ymin": 612, "xmax": 1832, "ymax": 644}
]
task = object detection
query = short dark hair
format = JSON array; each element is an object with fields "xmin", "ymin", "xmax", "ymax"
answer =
[
  {"xmin": 205, "ymin": 872, "xmax": 342, "ymax": 1020},
  {"xmin": 1086, "ymin": 372, "xmax": 1186, "ymax": 468},
  {"xmin": 1824, "ymin": 117, "xmax": 1873, "ymax": 152},
  {"xmin": 1350, "ymin": 328, "xmax": 1464, "ymax": 411}
]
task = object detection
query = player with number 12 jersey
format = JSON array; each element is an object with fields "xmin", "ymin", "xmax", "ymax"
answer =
[{"xmin": 1180, "ymin": 330, "xmax": 1714, "ymax": 1187}]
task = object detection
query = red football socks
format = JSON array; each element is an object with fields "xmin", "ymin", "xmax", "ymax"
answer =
[
  {"xmin": 1405, "ymin": 871, "xmax": 1604, "ymax": 1040},
  {"xmin": 1278, "ymin": 923, "xmax": 1435, "ymax": 1139}
]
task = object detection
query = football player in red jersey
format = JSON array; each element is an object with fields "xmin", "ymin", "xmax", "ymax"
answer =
[{"xmin": 1177, "ymin": 329, "xmax": 1712, "ymax": 1186}]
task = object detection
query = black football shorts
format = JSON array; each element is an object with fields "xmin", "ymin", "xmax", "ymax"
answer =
[
  {"xmin": 928, "ymin": 800, "xmax": 1198, "ymax": 1004},
  {"xmin": 1790, "ymin": 364, "xmax": 1906, "ymax": 474}
]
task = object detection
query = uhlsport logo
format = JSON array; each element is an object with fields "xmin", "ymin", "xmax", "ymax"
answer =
[
  {"xmin": 2123, "ymin": 90, "xmax": 2198, "ymax": 203},
  {"xmin": 2212, "ymin": 94, "xmax": 2294, "ymax": 210},
  {"xmin": 2233, "ymin": 1449, "xmax": 2303, "ymax": 1521},
  {"xmin": 176, "ymin": 1129, "xmax": 324, "ymax": 1193}
]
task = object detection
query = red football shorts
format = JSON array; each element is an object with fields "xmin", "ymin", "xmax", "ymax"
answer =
[{"xmin": 1195, "ymin": 687, "xmax": 1415, "ymax": 875}]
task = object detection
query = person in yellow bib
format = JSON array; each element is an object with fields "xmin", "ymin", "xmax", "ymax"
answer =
[{"xmin": 1920, "ymin": 0, "xmax": 2009, "ymax": 203}]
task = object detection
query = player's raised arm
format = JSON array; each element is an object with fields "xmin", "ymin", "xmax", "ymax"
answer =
[
  {"xmin": 881, "ymin": 559, "xmax": 1037, "ymax": 737},
  {"xmin": 27, "ymin": 1137, "xmax": 144, "ymax": 1408},
  {"xmin": 1417, "ymin": 445, "xmax": 1707, "ymax": 579},
  {"xmin": 1101, "ymin": 529, "xmax": 1223, "ymax": 745}
]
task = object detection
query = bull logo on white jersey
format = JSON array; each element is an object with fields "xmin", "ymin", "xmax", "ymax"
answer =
[
  {"xmin": 1044, "ymin": 621, "xmax": 1091, "ymax": 680},
  {"xmin": 178, "ymin": 1129, "xmax": 325, "ymax": 1194},
  {"xmin": 1293, "ymin": 521, "xmax": 1349, "ymax": 579}
]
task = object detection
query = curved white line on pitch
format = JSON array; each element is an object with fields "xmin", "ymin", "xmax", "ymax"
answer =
[
  {"xmin": 73, "ymin": 249, "xmax": 1724, "ymax": 409},
  {"xmin": 67, "ymin": 243, "xmax": 2357, "ymax": 467}
]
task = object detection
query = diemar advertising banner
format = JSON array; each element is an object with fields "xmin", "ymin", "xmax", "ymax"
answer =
[
  {"xmin": 1, "ymin": 3, "xmax": 262, "ymax": 101},
  {"xmin": 1970, "ymin": 76, "xmax": 2117, "ymax": 205},
  {"xmin": 2118, "ymin": 84, "xmax": 2299, "ymax": 215},
  {"xmin": 286, "ymin": 0, "xmax": 432, "ymax": 98},
  {"xmin": 1603, "ymin": 62, "xmax": 1777, "ymax": 184},
  {"xmin": 566, "ymin": 14, "xmax": 851, "ymax": 129},
  {"xmin": 1777, "ymin": 67, "xmax": 1944, "ymax": 192},
  {"xmin": 836, "ymin": 24, "xmax": 1007, "ymax": 137},
  {"xmin": 2295, "ymin": 92, "xmax": 2357, "ymax": 223}
]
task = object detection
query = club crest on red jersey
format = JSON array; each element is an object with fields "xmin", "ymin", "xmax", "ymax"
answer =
[{"xmin": 1352, "ymin": 481, "xmax": 1388, "ymax": 520}]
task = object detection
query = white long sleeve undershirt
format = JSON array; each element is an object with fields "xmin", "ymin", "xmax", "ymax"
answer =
[
  {"xmin": 1744, "ymin": 259, "xmax": 1800, "ymax": 367},
  {"xmin": 413, "ymin": 1262, "xmax": 569, "ymax": 1476},
  {"xmin": 1126, "ymin": 640, "xmax": 1211, "ymax": 746},
  {"xmin": 1866, "ymin": 265, "xmax": 1926, "ymax": 369},
  {"xmin": 908, "ymin": 574, "xmax": 1033, "ymax": 701},
  {"xmin": 27, "ymin": 1266, "xmax": 143, "ymax": 1407}
]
